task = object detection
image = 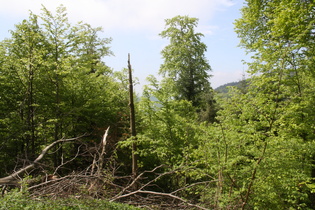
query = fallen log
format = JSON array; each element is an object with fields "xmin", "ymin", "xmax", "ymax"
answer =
[{"xmin": 0, "ymin": 136, "xmax": 83, "ymax": 186}]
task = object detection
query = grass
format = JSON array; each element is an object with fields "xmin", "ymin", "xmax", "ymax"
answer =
[{"xmin": 0, "ymin": 189, "xmax": 138, "ymax": 210}]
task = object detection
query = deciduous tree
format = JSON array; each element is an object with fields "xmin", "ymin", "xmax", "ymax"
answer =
[
  {"xmin": 160, "ymin": 16, "xmax": 213, "ymax": 111},
  {"xmin": 0, "ymin": 5, "xmax": 126, "ymax": 176}
]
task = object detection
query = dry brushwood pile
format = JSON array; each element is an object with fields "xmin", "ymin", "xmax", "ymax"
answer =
[{"xmin": 0, "ymin": 128, "xmax": 211, "ymax": 209}]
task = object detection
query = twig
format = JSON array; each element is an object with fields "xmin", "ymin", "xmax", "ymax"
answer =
[
  {"xmin": 111, "ymin": 165, "xmax": 167, "ymax": 199},
  {"xmin": 110, "ymin": 164, "xmax": 211, "ymax": 209},
  {"xmin": 54, "ymin": 144, "xmax": 82, "ymax": 175},
  {"xmin": 111, "ymin": 190, "xmax": 208, "ymax": 210}
]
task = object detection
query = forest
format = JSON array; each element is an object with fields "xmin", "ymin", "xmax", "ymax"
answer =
[{"xmin": 0, "ymin": 1, "xmax": 315, "ymax": 209}]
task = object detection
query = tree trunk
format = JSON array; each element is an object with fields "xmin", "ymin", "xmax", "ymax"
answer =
[{"xmin": 128, "ymin": 54, "xmax": 138, "ymax": 187}]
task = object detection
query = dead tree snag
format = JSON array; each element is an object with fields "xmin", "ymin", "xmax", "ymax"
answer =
[{"xmin": 128, "ymin": 53, "xmax": 138, "ymax": 187}]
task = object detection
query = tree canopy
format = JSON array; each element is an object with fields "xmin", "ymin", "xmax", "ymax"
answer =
[
  {"xmin": 0, "ymin": 5, "xmax": 128, "ymax": 173},
  {"xmin": 159, "ymin": 15, "xmax": 212, "ymax": 107}
]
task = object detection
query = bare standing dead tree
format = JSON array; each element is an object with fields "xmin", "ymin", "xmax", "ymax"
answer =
[{"xmin": 128, "ymin": 53, "xmax": 138, "ymax": 187}]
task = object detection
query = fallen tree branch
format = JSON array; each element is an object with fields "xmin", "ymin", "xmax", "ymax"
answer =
[
  {"xmin": 0, "ymin": 135, "xmax": 84, "ymax": 185},
  {"xmin": 110, "ymin": 164, "xmax": 213, "ymax": 209},
  {"xmin": 28, "ymin": 173, "xmax": 98, "ymax": 191},
  {"xmin": 111, "ymin": 190, "xmax": 208, "ymax": 210},
  {"xmin": 54, "ymin": 144, "xmax": 82, "ymax": 175},
  {"xmin": 111, "ymin": 164, "xmax": 167, "ymax": 200}
]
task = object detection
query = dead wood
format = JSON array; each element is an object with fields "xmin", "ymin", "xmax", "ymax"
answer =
[
  {"xmin": 0, "ymin": 135, "xmax": 84, "ymax": 186},
  {"xmin": 128, "ymin": 53, "xmax": 138, "ymax": 185},
  {"xmin": 110, "ymin": 164, "xmax": 215, "ymax": 209},
  {"xmin": 0, "ymin": 130, "xmax": 216, "ymax": 209}
]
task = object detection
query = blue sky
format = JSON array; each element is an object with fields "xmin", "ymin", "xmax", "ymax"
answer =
[{"xmin": 0, "ymin": 0, "xmax": 249, "ymax": 92}]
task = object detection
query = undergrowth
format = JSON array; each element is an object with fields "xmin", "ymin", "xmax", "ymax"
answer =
[{"xmin": 0, "ymin": 189, "xmax": 138, "ymax": 210}]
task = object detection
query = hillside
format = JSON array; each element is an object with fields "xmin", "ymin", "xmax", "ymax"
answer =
[{"xmin": 215, "ymin": 81, "xmax": 240, "ymax": 93}]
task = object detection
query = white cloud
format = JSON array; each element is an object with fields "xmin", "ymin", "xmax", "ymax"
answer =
[{"xmin": 0, "ymin": 0, "xmax": 234, "ymax": 33}]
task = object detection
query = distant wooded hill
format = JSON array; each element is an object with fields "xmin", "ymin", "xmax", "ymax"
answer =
[{"xmin": 215, "ymin": 81, "xmax": 240, "ymax": 93}]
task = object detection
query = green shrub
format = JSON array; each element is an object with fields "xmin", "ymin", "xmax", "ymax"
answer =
[{"xmin": 0, "ymin": 189, "xmax": 138, "ymax": 210}]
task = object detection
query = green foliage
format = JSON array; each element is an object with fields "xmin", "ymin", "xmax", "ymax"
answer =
[
  {"xmin": 0, "ymin": 5, "xmax": 128, "ymax": 175},
  {"xmin": 200, "ymin": 0, "xmax": 315, "ymax": 208},
  {"xmin": 159, "ymin": 15, "xmax": 213, "ymax": 109},
  {"xmin": 2, "ymin": 2, "xmax": 315, "ymax": 208},
  {"xmin": 215, "ymin": 79, "xmax": 250, "ymax": 94},
  {"xmin": 136, "ymin": 76, "xmax": 198, "ymax": 167},
  {"xmin": 132, "ymin": 6, "xmax": 315, "ymax": 207},
  {"xmin": 0, "ymin": 189, "xmax": 138, "ymax": 210},
  {"xmin": 192, "ymin": 85, "xmax": 315, "ymax": 208}
]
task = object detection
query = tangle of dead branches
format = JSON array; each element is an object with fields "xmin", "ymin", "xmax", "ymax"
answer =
[{"xmin": 0, "ymin": 128, "xmax": 218, "ymax": 209}]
